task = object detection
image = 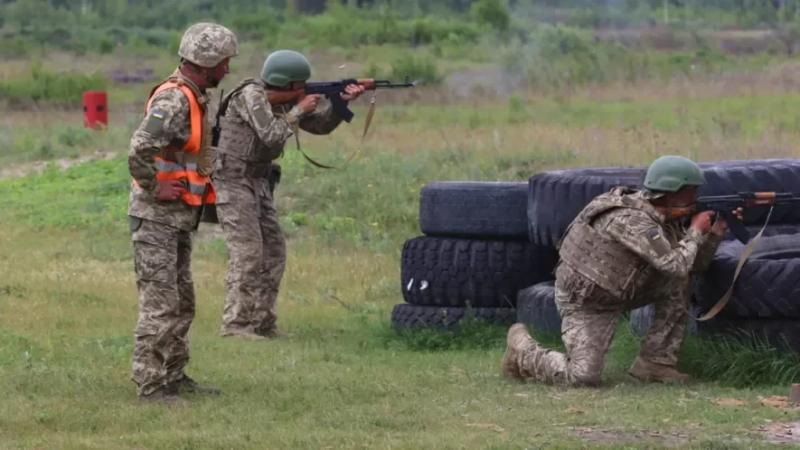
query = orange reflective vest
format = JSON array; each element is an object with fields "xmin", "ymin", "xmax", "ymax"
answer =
[{"xmin": 141, "ymin": 79, "xmax": 216, "ymax": 206}]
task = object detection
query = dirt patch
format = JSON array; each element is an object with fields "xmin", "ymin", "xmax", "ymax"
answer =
[
  {"xmin": 760, "ymin": 421, "xmax": 800, "ymax": 444},
  {"xmin": 0, "ymin": 150, "xmax": 118, "ymax": 180},
  {"xmin": 572, "ymin": 427, "xmax": 691, "ymax": 447}
]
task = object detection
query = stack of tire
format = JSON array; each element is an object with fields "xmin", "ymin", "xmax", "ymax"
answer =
[
  {"xmin": 391, "ymin": 182, "xmax": 558, "ymax": 330},
  {"xmin": 518, "ymin": 159, "xmax": 800, "ymax": 352}
]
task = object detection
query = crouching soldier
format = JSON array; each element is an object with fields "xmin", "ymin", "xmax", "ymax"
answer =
[
  {"xmin": 213, "ymin": 50, "xmax": 364, "ymax": 339},
  {"xmin": 502, "ymin": 155, "xmax": 741, "ymax": 386}
]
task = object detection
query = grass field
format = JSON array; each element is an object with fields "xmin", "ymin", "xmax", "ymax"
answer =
[{"xmin": 3, "ymin": 46, "xmax": 800, "ymax": 448}]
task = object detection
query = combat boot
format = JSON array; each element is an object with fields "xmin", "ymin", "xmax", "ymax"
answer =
[
  {"xmin": 138, "ymin": 384, "xmax": 183, "ymax": 406},
  {"xmin": 628, "ymin": 357, "xmax": 691, "ymax": 383},
  {"xmin": 502, "ymin": 323, "xmax": 537, "ymax": 380},
  {"xmin": 171, "ymin": 375, "xmax": 221, "ymax": 396}
]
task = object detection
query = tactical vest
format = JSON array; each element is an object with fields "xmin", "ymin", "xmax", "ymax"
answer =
[
  {"xmin": 215, "ymin": 78, "xmax": 284, "ymax": 176},
  {"xmin": 141, "ymin": 78, "xmax": 215, "ymax": 206},
  {"xmin": 558, "ymin": 188, "xmax": 661, "ymax": 299}
]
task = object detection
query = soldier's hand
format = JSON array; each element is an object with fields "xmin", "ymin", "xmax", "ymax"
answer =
[
  {"xmin": 340, "ymin": 83, "xmax": 365, "ymax": 101},
  {"xmin": 710, "ymin": 213, "xmax": 728, "ymax": 236},
  {"xmin": 297, "ymin": 94, "xmax": 321, "ymax": 114},
  {"xmin": 155, "ymin": 180, "xmax": 188, "ymax": 202},
  {"xmin": 710, "ymin": 207, "xmax": 745, "ymax": 236},
  {"xmin": 690, "ymin": 211, "xmax": 715, "ymax": 234}
]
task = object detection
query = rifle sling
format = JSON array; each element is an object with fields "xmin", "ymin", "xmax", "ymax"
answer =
[
  {"xmin": 291, "ymin": 93, "xmax": 378, "ymax": 170},
  {"xmin": 695, "ymin": 206, "xmax": 774, "ymax": 322}
]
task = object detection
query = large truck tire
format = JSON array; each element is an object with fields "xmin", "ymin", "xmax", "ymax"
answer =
[
  {"xmin": 401, "ymin": 236, "xmax": 557, "ymax": 308},
  {"xmin": 516, "ymin": 281, "xmax": 561, "ymax": 334},
  {"xmin": 419, "ymin": 181, "xmax": 529, "ymax": 239},
  {"xmin": 695, "ymin": 235, "xmax": 800, "ymax": 318},
  {"xmin": 390, "ymin": 304, "xmax": 516, "ymax": 330},
  {"xmin": 527, "ymin": 167, "xmax": 643, "ymax": 247},
  {"xmin": 527, "ymin": 159, "xmax": 800, "ymax": 247}
]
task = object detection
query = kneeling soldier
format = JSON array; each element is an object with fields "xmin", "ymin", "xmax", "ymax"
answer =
[{"xmin": 503, "ymin": 155, "xmax": 739, "ymax": 386}]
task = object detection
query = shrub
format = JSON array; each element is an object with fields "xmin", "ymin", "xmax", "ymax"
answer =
[
  {"xmin": 389, "ymin": 53, "xmax": 441, "ymax": 84},
  {"xmin": 0, "ymin": 63, "xmax": 108, "ymax": 106},
  {"xmin": 471, "ymin": 0, "xmax": 510, "ymax": 33}
]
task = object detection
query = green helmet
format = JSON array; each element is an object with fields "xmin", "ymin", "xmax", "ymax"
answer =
[
  {"xmin": 261, "ymin": 50, "xmax": 311, "ymax": 87},
  {"xmin": 643, "ymin": 155, "xmax": 705, "ymax": 192},
  {"xmin": 178, "ymin": 22, "xmax": 238, "ymax": 68}
]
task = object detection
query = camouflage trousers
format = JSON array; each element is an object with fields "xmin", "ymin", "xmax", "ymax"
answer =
[
  {"xmin": 130, "ymin": 218, "xmax": 195, "ymax": 396},
  {"xmin": 519, "ymin": 264, "xmax": 690, "ymax": 386},
  {"xmin": 215, "ymin": 177, "xmax": 286, "ymax": 336}
]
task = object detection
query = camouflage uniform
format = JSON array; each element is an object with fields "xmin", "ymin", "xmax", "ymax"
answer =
[
  {"xmin": 128, "ymin": 22, "xmax": 236, "ymax": 401},
  {"xmin": 513, "ymin": 188, "xmax": 722, "ymax": 386},
  {"xmin": 128, "ymin": 72, "xmax": 209, "ymax": 396},
  {"xmin": 213, "ymin": 79, "xmax": 342, "ymax": 336}
]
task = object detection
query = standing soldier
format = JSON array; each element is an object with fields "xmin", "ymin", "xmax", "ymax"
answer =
[
  {"xmin": 502, "ymin": 156, "xmax": 742, "ymax": 386},
  {"xmin": 213, "ymin": 50, "xmax": 364, "ymax": 339},
  {"xmin": 128, "ymin": 23, "xmax": 238, "ymax": 403}
]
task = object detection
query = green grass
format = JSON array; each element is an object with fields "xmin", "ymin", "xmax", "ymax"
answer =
[
  {"xmin": 1, "ymin": 129, "xmax": 799, "ymax": 449},
  {"xmin": 4, "ymin": 50, "xmax": 800, "ymax": 447}
]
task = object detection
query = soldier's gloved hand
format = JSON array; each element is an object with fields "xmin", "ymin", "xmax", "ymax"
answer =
[
  {"xmin": 690, "ymin": 210, "xmax": 715, "ymax": 234},
  {"xmin": 296, "ymin": 94, "xmax": 321, "ymax": 114},
  {"xmin": 155, "ymin": 180, "xmax": 188, "ymax": 202}
]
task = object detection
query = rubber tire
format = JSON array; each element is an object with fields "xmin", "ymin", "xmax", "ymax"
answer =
[
  {"xmin": 401, "ymin": 236, "xmax": 558, "ymax": 308},
  {"xmin": 630, "ymin": 304, "xmax": 800, "ymax": 353},
  {"xmin": 516, "ymin": 281, "xmax": 561, "ymax": 334},
  {"xmin": 390, "ymin": 304, "xmax": 516, "ymax": 330},
  {"xmin": 695, "ymin": 234, "xmax": 800, "ymax": 318},
  {"xmin": 419, "ymin": 181, "xmax": 529, "ymax": 239},
  {"xmin": 527, "ymin": 167, "xmax": 644, "ymax": 247},
  {"xmin": 629, "ymin": 304, "xmax": 699, "ymax": 337},
  {"xmin": 736, "ymin": 224, "xmax": 800, "ymax": 242},
  {"xmin": 527, "ymin": 159, "xmax": 800, "ymax": 247}
]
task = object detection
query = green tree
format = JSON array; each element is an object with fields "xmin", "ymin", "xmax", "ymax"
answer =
[{"xmin": 471, "ymin": 0, "xmax": 509, "ymax": 32}]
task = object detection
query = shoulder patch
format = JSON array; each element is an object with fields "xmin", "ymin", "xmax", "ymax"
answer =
[
  {"xmin": 144, "ymin": 108, "xmax": 168, "ymax": 135},
  {"xmin": 644, "ymin": 227, "xmax": 671, "ymax": 257},
  {"xmin": 252, "ymin": 103, "xmax": 271, "ymax": 128}
]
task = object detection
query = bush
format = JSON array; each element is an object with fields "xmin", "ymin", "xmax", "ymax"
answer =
[
  {"xmin": 389, "ymin": 53, "xmax": 441, "ymax": 84},
  {"xmin": 0, "ymin": 63, "xmax": 108, "ymax": 106},
  {"xmin": 471, "ymin": 0, "xmax": 510, "ymax": 33},
  {"xmin": 526, "ymin": 26, "xmax": 606, "ymax": 87},
  {"xmin": 281, "ymin": 6, "xmax": 480, "ymax": 48},
  {"xmin": 0, "ymin": 35, "xmax": 32, "ymax": 57}
]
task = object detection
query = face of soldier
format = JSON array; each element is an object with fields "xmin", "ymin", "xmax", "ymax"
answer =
[
  {"xmin": 667, "ymin": 185, "xmax": 699, "ymax": 208},
  {"xmin": 206, "ymin": 58, "xmax": 231, "ymax": 88}
]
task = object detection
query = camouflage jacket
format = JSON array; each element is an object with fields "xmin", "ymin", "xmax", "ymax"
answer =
[
  {"xmin": 212, "ymin": 79, "xmax": 343, "ymax": 183},
  {"xmin": 127, "ymin": 70, "xmax": 210, "ymax": 231},
  {"xmin": 593, "ymin": 190, "xmax": 722, "ymax": 279},
  {"xmin": 559, "ymin": 188, "xmax": 722, "ymax": 299}
]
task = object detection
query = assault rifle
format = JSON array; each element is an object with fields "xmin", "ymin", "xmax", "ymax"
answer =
[
  {"xmin": 267, "ymin": 78, "xmax": 416, "ymax": 122},
  {"xmin": 670, "ymin": 192, "xmax": 800, "ymax": 243}
]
